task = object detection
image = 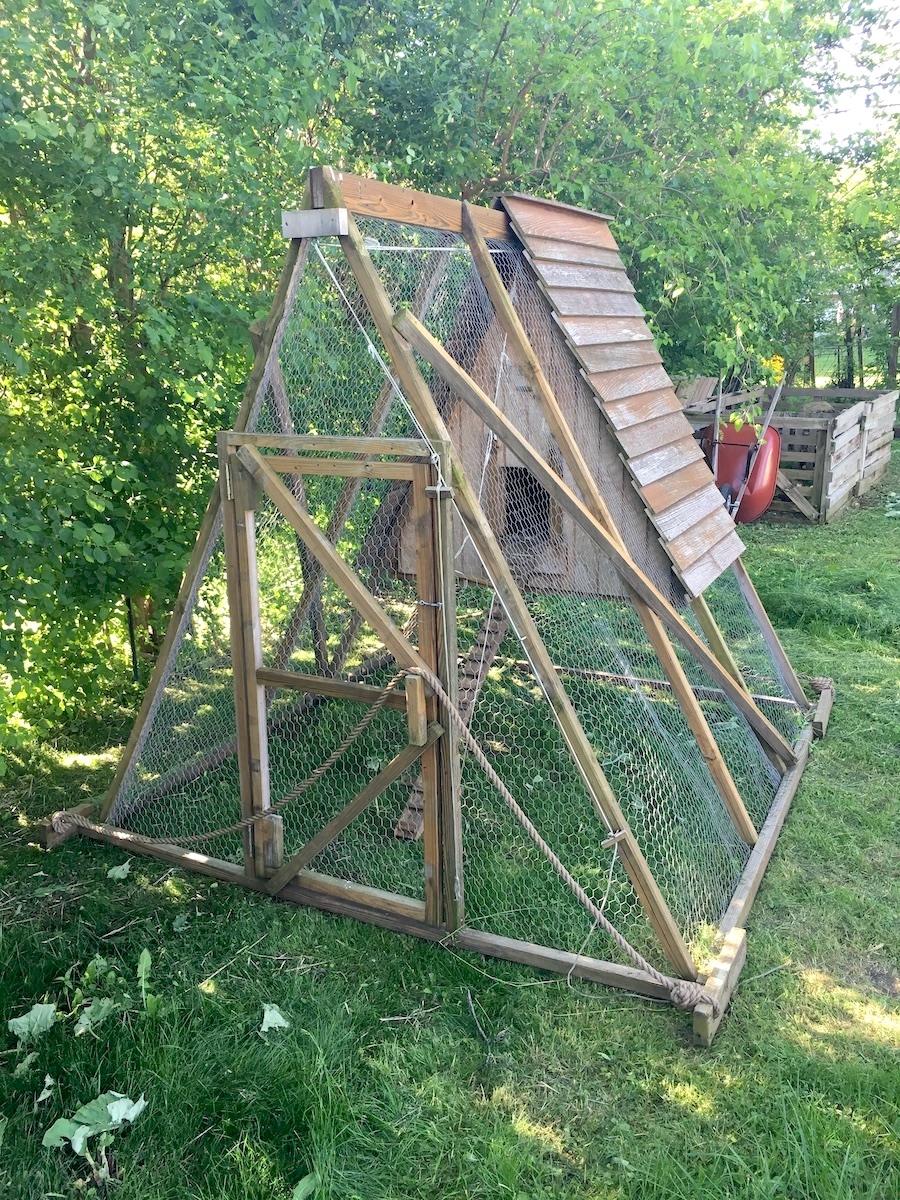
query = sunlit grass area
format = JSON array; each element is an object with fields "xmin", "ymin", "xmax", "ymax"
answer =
[{"xmin": 1, "ymin": 450, "xmax": 898, "ymax": 1199}]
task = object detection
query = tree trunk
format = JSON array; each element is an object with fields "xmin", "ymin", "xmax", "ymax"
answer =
[{"xmin": 887, "ymin": 302, "xmax": 900, "ymax": 388}]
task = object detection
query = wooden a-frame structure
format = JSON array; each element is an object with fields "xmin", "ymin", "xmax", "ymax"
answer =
[{"xmin": 45, "ymin": 169, "xmax": 833, "ymax": 1044}]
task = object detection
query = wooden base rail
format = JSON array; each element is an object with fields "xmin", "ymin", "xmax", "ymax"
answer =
[
  {"xmin": 37, "ymin": 811, "xmax": 673, "ymax": 1004},
  {"xmin": 692, "ymin": 696, "xmax": 825, "ymax": 1045}
]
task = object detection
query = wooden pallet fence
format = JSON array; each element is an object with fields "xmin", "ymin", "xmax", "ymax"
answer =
[{"xmin": 680, "ymin": 386, "xmax": 898, "ymax": 523}]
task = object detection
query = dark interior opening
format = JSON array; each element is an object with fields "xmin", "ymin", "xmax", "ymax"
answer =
[{"xmin": 504, "ymin": 466, "xmax": 551, "ymax": 544}]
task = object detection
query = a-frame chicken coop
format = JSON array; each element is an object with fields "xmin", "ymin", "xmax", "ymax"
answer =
[{"xmin": 48, "ymin": 169, "xmax": 833, "ymax": 1043}]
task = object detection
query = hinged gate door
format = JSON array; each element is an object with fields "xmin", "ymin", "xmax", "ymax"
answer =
[{"xmin": 218, "ymin": 432, "xmax": 457, "ymax": 932}]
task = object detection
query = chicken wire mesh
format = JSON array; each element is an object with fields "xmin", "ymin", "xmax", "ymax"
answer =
[{"xmin": 106, "ymin": 215, "xmax": 811, "ymax": 971}]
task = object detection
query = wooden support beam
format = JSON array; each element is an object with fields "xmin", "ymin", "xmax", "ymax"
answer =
[
  {"xmin": 255, "ymin": 455, "xmax": 421, "ymax": 480},
  {"xmin": 519, "ymin": 660, "xmax": 798, "ymax": 708},
  {"xmin": 330, "ymin": 200, "xmax": 696, "ymax": 979},
  {"xmin": 265, "ymin": 723, "xmax": 443, "ymax": 896},
  {"xmin": 692, "ymin": 928, "xmax": 747, "ymax": 1046},
  {"xmin": 58, "ymin": 813, "xmax": 439, "ymax": 939},
  {"xmin": 237, "ymin": 445, "xmax": 430, "ymax": 675},
  {"xmin": 731, "ymin": 559, "xmax": 810, "ymax": 710},
  {"xmin": 394, "ymin": 307, "xmax": 796, "ymax": 770},
  {"xmin": 36, "ymin": 803, "xmax": 95, "ymax": 849},
  {"xmin": 718, "ymin": 725, "xmax": 813, "ymax": 940},
  {"xmin": 225, "ymin": 433, "xmax": 431, "ymax": 457},
  {"xmin": 450, "ymin": 929, "xmax": 672, "ymax": 1002},
  {"xmin": 320, "ymin": 166, "xmax": 511, "ymax": 241},
  {"xmin": 221, "ymin": 439, "xmax": 272, "ymax": 877},
  {"xmin": 256, "ymin": 668, "xmax": 412, "ymax": 708}
]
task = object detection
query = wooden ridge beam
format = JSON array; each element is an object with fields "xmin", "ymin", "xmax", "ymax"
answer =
[{"xmin": 318, "ymin": 167, "xmax": 510, "ymax": 241}]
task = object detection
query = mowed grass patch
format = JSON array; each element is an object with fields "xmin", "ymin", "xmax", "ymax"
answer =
[{"xmin": 0, "ymin": 449, "xmax": 898, "ymax": 1199}]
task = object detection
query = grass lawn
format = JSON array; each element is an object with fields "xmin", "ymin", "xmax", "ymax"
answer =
[{"xmin": 1, "ymin": 450, "xmax": 898, "ymax": 1200}]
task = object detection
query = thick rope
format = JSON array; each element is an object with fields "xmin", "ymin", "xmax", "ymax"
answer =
[
  {"xmin": 53, "ymin": 664, "xmax": 720, "ymax": 1015},
  {"xmin": 57, "ymin": 671, "xmax": 409, "ymax": 850}
]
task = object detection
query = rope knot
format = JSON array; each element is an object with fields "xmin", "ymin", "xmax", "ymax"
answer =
[
  {"xmin": 51, "ymin": 811, "xmax": 75, "ymax": 835},
  {"xmin": 808, "ymin": 676, "xmax": 833, "ymax": 695},
  {"xmin": 668, "ymin": 979, "xmax": 721, "ymax": 1017}
]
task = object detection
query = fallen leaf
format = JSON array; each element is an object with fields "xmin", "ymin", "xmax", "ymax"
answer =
[
  {"xmin": 7, "ymin": 1003, "xmax": 57, "ymax": 1045},
  {"xmin": 259, "ymin": 1004, "xmax": 290, "ymax": 1037}
]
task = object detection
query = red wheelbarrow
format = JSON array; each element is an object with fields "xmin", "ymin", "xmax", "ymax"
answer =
[{"xmin": 698, "ymin": 420, "xmax": 781, "ymax": 524}]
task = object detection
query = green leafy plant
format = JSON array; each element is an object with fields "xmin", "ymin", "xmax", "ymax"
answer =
[{"xmin": 42, "ymin": 1090, "xmax": 147, "ymax": 1182}]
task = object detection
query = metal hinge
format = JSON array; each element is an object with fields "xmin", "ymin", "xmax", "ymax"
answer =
[{"xmin": 224, "ymin": 461, "xmax": 234, "ymax": 501}]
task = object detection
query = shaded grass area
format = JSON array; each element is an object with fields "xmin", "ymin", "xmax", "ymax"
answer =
[{"xmin": 1, "ymin": 451, "xmax": 899, "ymax": 1198}]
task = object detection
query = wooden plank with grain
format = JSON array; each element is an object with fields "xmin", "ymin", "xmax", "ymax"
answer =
[
  {"xmin": 502, "ymin": 195, "xmax": 619, "ymax": 249},
  {"xmin": 587, "ymin": 363, "xmax": 674, "ymax": 404},
  {"xmin": 523, "ymin": 237, "xmax": 626, "ymax": 269},
  {"xmin": 604, "ymin": 387, "xmax": 685, "ymax": 430},
  {"xmin": 320, "ymin": 167, "xmax": 510, "ymax": 240},
  {"xmin": 573, "ymin": 340, "xmax": 663, "ymax": 375},
  {"xmin": 555, "ymin": 315, "xmax": 654, "ymax": 346},
  {"xmin": 548, "ymin": 287, "xmax": 645, "ymax": 319},
  {"xmin": 527, "ymin": 258, "xmax": 635, "ymax": 293},
  {"xmin": 628, "ymin": 436, "xmax": 706, "ymax": 487}
]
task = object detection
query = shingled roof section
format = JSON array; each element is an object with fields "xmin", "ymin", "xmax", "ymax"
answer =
[{"xmin": 500, "ymin": 194, "xmax": 744, "ymax": 598}]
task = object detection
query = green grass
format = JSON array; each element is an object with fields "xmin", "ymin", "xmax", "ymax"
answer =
[{"xmin": 1, "ymin": 451, "xmax": 899, "ymax": 1199}]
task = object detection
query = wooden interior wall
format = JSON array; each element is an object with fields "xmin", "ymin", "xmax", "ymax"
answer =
[{"xmin": 501, "ymin": 195, "xmax": 744, "ymax": 597}]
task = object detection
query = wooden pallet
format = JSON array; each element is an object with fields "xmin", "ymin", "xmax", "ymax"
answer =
[{"xmin": 394, "ymin": 601, "xmax": 508, "ymax": 840}]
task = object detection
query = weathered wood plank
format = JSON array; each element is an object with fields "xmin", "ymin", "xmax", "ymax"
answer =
[
  {"xmin": 556, "ymin": 315, "xmax": 654, "ymax": 346},
  {"xmin": 666, "ymin": 506, "xmax": 739, "ymax": 574},
  {"xmin": 528, "ymin": 258, "xmax": 635, "ymax": 293},
  {"xmin": 547, "ymin": 288, "xmax": 645, "ymax": 318},
  {"xmin": 523, "ymin": 237, "xmax": 625, "ymax": 269},
  {"xmin": 692, "ymin": 928, "xmax": 747, "ymax": 1047},
  {"xmin": 588, "ymin": 364, "xmax": 674, "ymax": 404},
  {"xmin": 502, "ymin": 195, "xmax": 619, "ymax": 249},
  {"xmin": 260, "ymin": 455, "xmax": 420, "ymax": 480},
  {"xmin": 256, "ymin": 668, "xmax": 412, "ymax": 708},
  {"xmin": 680, "ymin": 532, "xmax": 745, "ymax": 596},
  {"xmin": 813, "ymin": 683, "xmax": 834, "ymax": 739},
  {"xmin": 452, "ymin": 929, "xmax": 672, "ymax": 1001},
  {"xmin": 649, "ymin": 482, "xmax": 726, "ymax": 542},
  {"xmin": 628, "ymin": 436, "xmax": 705, "ymax": 487},
  {"xmin": 225, "ymin": 432, "xmax": 431, "ymax": 457},
  {"xmin": 640, "ymin": 461, "xmax": 720, "ymax": 514},
  {"xmin": 574, "ymin": 340, "xmax": 663, "ymax": 375},
  {"xmin": 614, "ymin": 412, "xmax": 694, "ymax": 460},
  {"xmin": 322, "ymin": 167, "xmax": 510, "ymax": 240},
  {"xmin": 604, "ymin": 387, "xmax": 684, "ymax": 429}
]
